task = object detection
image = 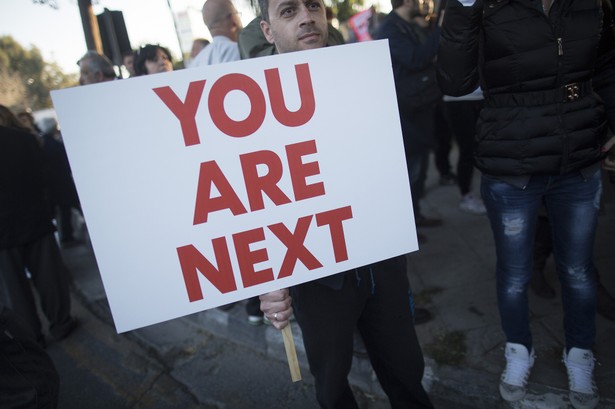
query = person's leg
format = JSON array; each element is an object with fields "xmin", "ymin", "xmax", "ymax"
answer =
[
  {"xmin": 416, "ymin": 149, "xmax": 430, "ymax": 200},
  {"xmin": 596, "ymin": 269, "xmax": 615, "ymax": 321},
  {"xmin": 530, "ymin": 211, "xmax": 556, "ymax": 298},
  {"xmin": 25, "ymin": 234, "xmax": 75, "ymax": 340},
  {"xmin": 405, "ymin": 145, "xmax": 425, "ymax": 218},
  {"xmin": 291, "ymin": 273, "xmax": 362, "ymax": 409},
  {"xmin": 481, "ymin": 174, "xmax": 545, "ymax": 401},
  {"xmin": 245, "ymin": 296, "xmax": 263, "ymax": 325},
  {"xmin": 0, "ymin": 307, "xmax": 60, "ymax": 408},
  {"xmin": 443, "ymin": 100, "xmax": 483, "ymax": 196},
  {"xmin": 357, "ymin": 257, "xmax": 433, "ymax": 409},
  {"xmin": 401, "ymin": 111, "xmax": 441, "ymax": 227},
  {"xmin": 546, "ymin": 169, "xmax": 600, "ymax": 409},
  {"xmin": 444, "ymin": 100, "xmax": 487, "ymax": 214},
  {"xmin": 545, "ymin": 170, "xmax": 600, "ymax": 351},
  {"xmin": 407, "ymin": 147, "xmax": 441, "ymax": 229},
  {"xmin": 434, "ymin": 100, "xmax": 455, "ymax": 184},
  {"xmin": 0, "ymin": 246, "xmax": 43, "ymax": 343},
  {"xmin": 481, "ymin": 175, "xmax": 544, "ymax": 350}
]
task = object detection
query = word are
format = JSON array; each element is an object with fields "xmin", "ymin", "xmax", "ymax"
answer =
[
  {"xmin": 193, "ymin": 139, "xmax": 324, "ymax": 225},
  {"xmin": 177, "ymin": 206, "xmax": 353, "ymax": 302},
  {"xmin": 154, "ymin": 63, "xmax": 315, "ymax": 146}
]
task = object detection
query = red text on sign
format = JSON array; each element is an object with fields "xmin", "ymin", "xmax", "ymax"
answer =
[
  {"xmin": 193, "ymin": 139, "xmax": 325, "ymax": 225},
  {"xmin": 153, "ymin": 63, "xmax": 316, "ymax": 146},
  {"xmin": 177, "ymin": 206, "xmax": 353, "ymax": 302}
]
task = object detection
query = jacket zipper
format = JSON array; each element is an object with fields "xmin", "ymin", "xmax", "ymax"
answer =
[{"xmin": 556, "ymin": 35, "xmax": 567, "ymax": 173}]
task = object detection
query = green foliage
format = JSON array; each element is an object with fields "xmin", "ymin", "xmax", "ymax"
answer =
[{"xmin": 0, "ymin": 35, "xmax": 78, "ymax": 111}]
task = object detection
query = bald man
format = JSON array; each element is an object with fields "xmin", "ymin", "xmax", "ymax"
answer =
[{"xmin": 191, "ymin": 0, "xmax": 243, "ymax": 67}]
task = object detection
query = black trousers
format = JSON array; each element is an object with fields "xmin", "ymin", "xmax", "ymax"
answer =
[
  {"xmin": 291, "ymin": 256, "xmax": 433, "ymax": 409},
  {"xmin": 0, "ymin": 234, "xmax": 72, "ymax": 340},
  {"xmin": 442, "ymin": 99, "xmax": 484, "ymax": 196},
  {"xmin": 434, "ymin": 100, "xmax": 454, "ymax": 177}
]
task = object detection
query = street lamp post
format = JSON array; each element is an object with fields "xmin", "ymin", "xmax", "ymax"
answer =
[{"xmin": 77, "ymin": 0, "xmax": 103, "ymax": 53}]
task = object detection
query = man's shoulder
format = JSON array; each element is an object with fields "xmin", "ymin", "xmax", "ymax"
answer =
[
  {"xmin": 192, "ymin": 37, "xmax": 240, "ymax": 66},
  {"xmin": 192, "ymin": 45, "xmax": 214, "ymax": 66},
  {"xmin": 212, "ymin": 35, "xmax": 236, "ymax": 44}
]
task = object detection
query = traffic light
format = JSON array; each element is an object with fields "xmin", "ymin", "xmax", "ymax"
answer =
[{"xmin": 96, "ymin": 9, "xmax": 132, "ymax": 67}]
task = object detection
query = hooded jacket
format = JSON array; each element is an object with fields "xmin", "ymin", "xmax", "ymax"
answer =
[{"xmin": 436, "ymin": 0, "xmax": 615, "ymax": 177}]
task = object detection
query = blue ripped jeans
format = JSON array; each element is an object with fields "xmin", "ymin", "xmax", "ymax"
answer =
[{"xmin": 481, "ymin": 170, "xmax": 601, "ymax": 351}]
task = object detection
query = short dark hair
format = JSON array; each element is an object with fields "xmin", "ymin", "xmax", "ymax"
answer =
[
  {"xmin": 391, "ymin": 0, "xmax": 404, "ymax": 9},
  {"xmin": 134, "ymin": 44, "xmax": 173, "ymax": 76}
]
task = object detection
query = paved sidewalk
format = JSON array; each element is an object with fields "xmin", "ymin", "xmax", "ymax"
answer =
[{"xmin": 63, "ymin": 159, "xmax": 615, "ymax": 409}]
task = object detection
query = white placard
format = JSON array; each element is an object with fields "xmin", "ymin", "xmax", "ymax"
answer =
[{"xmin": 51, "ymin": 40, "xmax": 417, "ymax": 333}]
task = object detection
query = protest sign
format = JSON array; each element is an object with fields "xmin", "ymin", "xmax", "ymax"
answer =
[
  {"xmin": 51, "ymin": 40, "xmax": 418, "ymax": 334},
  {"xmin": 348, "ymin": 8, "xmax": 374, "ymax": 42}
]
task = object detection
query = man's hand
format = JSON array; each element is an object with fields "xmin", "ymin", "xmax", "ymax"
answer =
[
  {"xmin": 602, "ymin": 135, "xmax": 615, "ymax": 172},
  {"xmin": 260, "ymin": 289, "xmax": 293, "ymax": 330}
]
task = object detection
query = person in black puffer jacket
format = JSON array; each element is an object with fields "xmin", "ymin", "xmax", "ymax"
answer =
[{"xmin": 436, "ymin": 1, "xmax": 615, "ymax": 409}]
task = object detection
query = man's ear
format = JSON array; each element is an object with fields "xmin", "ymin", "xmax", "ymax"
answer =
[{"xmin": 260, "ymin": 19, "xmax": 276, "ymax": 44}]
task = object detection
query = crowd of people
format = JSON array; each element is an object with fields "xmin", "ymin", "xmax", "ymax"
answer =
[{"xmin": 1, "ymin": 0, "xmax": 615, "ymax": 408}]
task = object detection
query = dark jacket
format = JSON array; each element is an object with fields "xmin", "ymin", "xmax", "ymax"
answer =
[
  {"xmin": 0, "ymin": 126, "xmax": 55, "ymax": 249},
  {"xmin": 436, "ymin": 0, "xmax": 615, "ymax": 176},
  {"xmin": 42, "ymin": 131, "xmax": 80, "ymax": 208},
  {"xmin": 377, "ymin": 12, "xmax": 441, "ymax": 116}
]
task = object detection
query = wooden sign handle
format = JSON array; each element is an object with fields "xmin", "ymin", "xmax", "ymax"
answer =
[{"xmin": 281, "ymin": 324, "xmax": 302, "ymax": 382}]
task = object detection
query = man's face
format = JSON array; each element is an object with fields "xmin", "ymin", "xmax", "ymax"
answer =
[
  {"xmin": 79, "ymin": 59, "xmax": 101, "ymax": 85},
  {"xmin": 260, "ymin": 0, "xmax": 328, "ymax": 54}
]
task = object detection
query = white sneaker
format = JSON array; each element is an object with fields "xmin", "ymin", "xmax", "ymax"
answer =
[
  {"xmin": 499, "ymin": 342, "xmax": 535, "ymax": 402},
  {"xmin": 459, "ymin": 193, "xmax": 486, "ymax": 215},
  {"xmin": 563, "ymin": 348, "xmax": 600, "ymax": 409}
]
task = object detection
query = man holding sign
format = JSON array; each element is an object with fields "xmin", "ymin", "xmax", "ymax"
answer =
[{"xmin": 254, "ymin": 0, "xmax": 434, "ymax": 407}]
